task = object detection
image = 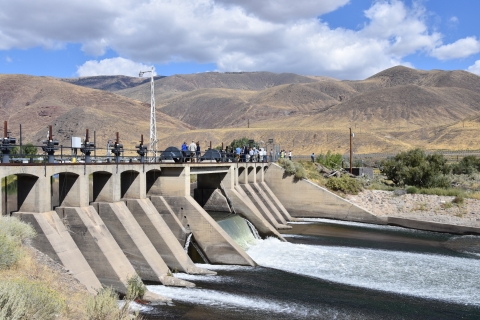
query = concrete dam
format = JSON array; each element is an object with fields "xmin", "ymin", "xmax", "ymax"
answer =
[{"xmin": 1, "ymin": 160, "xmax": 374, "ymax": 301}]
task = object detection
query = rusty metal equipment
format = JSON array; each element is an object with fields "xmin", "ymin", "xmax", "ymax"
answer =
[
  {"xmin": 42, "ymin": 125, "xmax": 59, "ymax": 163},
  {"xmin": 1, "ymin": 121, "xmax": 16, "ymax": 163}
]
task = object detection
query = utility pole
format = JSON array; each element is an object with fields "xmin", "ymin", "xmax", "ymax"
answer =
[
  {"xmin": 139, "ymin": 67, "xmax": 156, "ymax": 160},
  {"xmin": 349, "ymin": 127, "xmax": 353, "ymax": 174}
]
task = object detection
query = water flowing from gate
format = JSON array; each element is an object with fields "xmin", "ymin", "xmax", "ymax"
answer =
[{"xmin": 183, "ymin": 233, "xmax": 193, "ymax": 253}]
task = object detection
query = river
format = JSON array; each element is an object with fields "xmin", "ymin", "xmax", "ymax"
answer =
[{"xmin": 141, "ymin": 217, "xmax": 480, "ymax": 319}]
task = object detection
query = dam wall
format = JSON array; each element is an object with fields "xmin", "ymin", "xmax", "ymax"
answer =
[{"xmin": 264, "ymin": 163, "xmax": 382, "ymax": 224}]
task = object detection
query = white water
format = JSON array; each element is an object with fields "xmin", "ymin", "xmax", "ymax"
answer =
[
  {"xmin": 246, "ymin": 237, "xmax": 480, "ymax": 306},
  {"xmin": 244, "ymin": 218, "xmax": 261, "ymax": 239},
  {"xmin": 290, "ymin": 218, "xmax": 422, "ymax": 233},
  {"xmin": 184, "ymin": 233, "xmax": 193, "ymax": 253},
  {"xmin": 147, "ymin": 285, "xmax": 350, "ymax": 318}
]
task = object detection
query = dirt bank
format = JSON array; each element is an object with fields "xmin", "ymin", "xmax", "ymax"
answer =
[{"xmin": 346, "ymin": 190, "xmax": 480, "ymax": 228}]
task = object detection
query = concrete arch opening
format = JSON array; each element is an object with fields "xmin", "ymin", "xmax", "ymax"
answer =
[
  {"xmin": 2, "ymin": 174, "xmax": 18, "ymax": 215},
  {"xmin": 92, "ymin": 171, "xmax": 113, "ymax": 202},
  {"xmin": 146, "ymin": 169, "xmax": 161, "ymax": 196},
  {"xmin": 17, "ymin": 173, "xmax": 40, "ymax": 212},
  {"xmin": 238, "ymin": 167, "xmax": 246, "ymax": 185},
  {"xmin": 121, "ymin": 170, "xmax": 141, "ymax": 199},
  {"xmin": 247, "ymin": 166, "xmax": 255, "ymax": 183},
  {"xmin": 57, "ymin": 172, "xmax": 81, "ymax": 207}
]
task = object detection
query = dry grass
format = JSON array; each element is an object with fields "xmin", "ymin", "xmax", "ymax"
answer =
[{"xmin": 0, "ymin": 247, "xmax": 90, "ymax": 319}]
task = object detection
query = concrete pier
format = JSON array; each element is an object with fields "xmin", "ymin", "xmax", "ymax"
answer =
[
  {"xmin": 93, "ymin": 201, "xmax": 195, "ymax": 287},
  {"xmin": 127, "ymin": 198, "xmax": 214, "ymax": 274}
]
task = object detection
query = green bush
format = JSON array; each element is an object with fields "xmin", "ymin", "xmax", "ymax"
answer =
[
  {"xmin": 126, "ymin": 274, "xmax": 146, "ymax": 301},
  {"xmin": 381, "ymin": 149, "xmax": 451, "ymax": 188},
  {"xmin": 326, "ymin": 175, "xmax": 362, "ymax": 195},
  {"xmin": 316, "ymin": 151, "xmax": 343, "ymax": 169},
  {"xmin": 451, "ymin": 155, "xmax": 480, "ymax": 175},
  {"xmin": 406, "ymin": 186, "xmax": 419, "ymax": 194},
  {"xmin": 418, "ymin": 188, "xmax": 466, "ymax": 197},
  {"xmin": 0, "ymin": 278, "xmax": 66, "ymax": 320}
]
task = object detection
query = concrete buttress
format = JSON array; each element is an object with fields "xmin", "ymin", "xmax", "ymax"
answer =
[
  {"xmin": 162, "ymin": 196, "xmax": 257, "ymax": 266},
  {"xmin": 56, "ymin": 206, "xmax": 169, "ymax": 301},
  {"xmin": 128, "ymin": 198, "xmax": 215, "ymax": 275},
  {"xmin": 92, "ymin": 201, "xmax": 195, "ymax": 287},
  {"xmin": 14, "ymin": 211, "xmax": 102, "ymax": 294}
]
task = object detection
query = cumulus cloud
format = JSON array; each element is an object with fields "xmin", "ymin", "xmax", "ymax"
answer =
[
  {"xmin": 76, "ymin": 57, "xmax": 155, "ymax": 77},
  {"xmin": 467, "ymin": 60, "xmax": 480, "ymax": 76},
  {"xmin": 0, "ymin": 0, "xmax": 473, "ymax": 79},
  {"xmin": 213, "ymin": 0, "xmax": 350, "ymax": 22},
  {"xmin": 430, "ymin": 37, "xmax": 480, "ymax": 60}
]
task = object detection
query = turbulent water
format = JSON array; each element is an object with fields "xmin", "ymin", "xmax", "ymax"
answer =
[{"xmin": 143, "ymin": 217, "xmax": 480, "ymax": 320}]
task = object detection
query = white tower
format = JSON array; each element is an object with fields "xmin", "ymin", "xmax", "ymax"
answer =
[{"xmin": 139, "ymin": 67, "xmax": 157, "ymax": 160}]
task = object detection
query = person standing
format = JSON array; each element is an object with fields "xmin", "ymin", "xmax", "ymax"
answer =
[
  {"xmin": 288, "ymin": 150, "xmax": 292, "ymax": 160},
  {"xmin": 196, "ymin": 141, "xmax": 201, "ymax": 161},
  {"xmin": 235, "ymin": 146, "xmax": 241, "ymax": 162},
  {"xmin": 181, "ymin": 142, "xmax": 188, "ymax": 162},
  {"xmin": 311, "ymin": 152, "xmax": 315, "ymax": 163},
  {"xmin": 189, "ymin": 141, "xmax": 196, "ymax": 162},
  {"xmin": 270, "ymin": 149, "xmax": 273, "ymax": 162}
]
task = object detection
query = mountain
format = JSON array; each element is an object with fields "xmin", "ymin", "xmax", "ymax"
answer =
[
  {"xmin": 2, "ymin": 66, "xmax": 480, "ymax": 156},
  {"xmin": 0, "ymin": 74, "xmax": 191, "ymax": 151},
  {"xmin": 60, "ymin": 75, "xmax": 165, "ymax": 92}
]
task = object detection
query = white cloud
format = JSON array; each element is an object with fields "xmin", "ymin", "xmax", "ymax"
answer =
[
  {"xmin": 430, "ymin": 37, "xmax": 480, "ymax": 60},
  {"xmin": 213, "ymin": 0, "xmax": 350, "ymax": 22},
  {"xmin": 467, "ymin": 60, "xmax": 480, "ymax": 76},
  {"xmin": 76, "ymin": 57, "xmax": 155, "ymax": 77},
  {"xmin": 0, "ymin": 0, "xmax": 470, "ymax": 79},
  {"xmin": 5, "ymin": 56, "xmax": 12, "ymax": 63}
]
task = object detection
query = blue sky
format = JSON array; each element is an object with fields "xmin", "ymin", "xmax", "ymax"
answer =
[{"xmin": 1, "ymin": 0, "xmax": 479, "ymax": 80}]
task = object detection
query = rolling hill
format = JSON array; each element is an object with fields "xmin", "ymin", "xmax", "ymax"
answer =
[{"xmin": 2, "ymin": 66, "xmax": 480, "ymax": 156}]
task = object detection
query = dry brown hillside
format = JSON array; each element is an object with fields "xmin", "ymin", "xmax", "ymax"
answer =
[
  {"xmin": 0, "ymin": 74, "xmax": 192, "ymax": 150},
  {"xmin": 2, "ymin": 66, "xmax": 480, "ymax": 156}
]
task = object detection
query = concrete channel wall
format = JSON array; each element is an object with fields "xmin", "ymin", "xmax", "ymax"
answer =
[{"xmin": 264, "ymin": 163, "xmax": 381, "ymax": 224}]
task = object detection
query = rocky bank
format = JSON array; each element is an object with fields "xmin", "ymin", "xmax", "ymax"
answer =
[{"xmin": 346, "ymin": 190, "xmax": 480, "ymax": 228}]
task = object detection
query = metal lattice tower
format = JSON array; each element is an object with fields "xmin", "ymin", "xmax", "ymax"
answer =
[{"xmin": 139, "ymin": 66, "xmax": 157, "ymax": 159}]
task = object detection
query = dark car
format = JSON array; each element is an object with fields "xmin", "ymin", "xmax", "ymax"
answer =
[{"xmin": 160, "ymin": 146, "xmax": 184, "ymax": 162}]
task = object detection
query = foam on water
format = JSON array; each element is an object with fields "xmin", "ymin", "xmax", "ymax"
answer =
[
  {"xmin": 290, "ymin": 218, "xmax": 422, "ymax": 233},
  {"xmin": 174, "ymin": 272, "xmax": 231, "ymax": 283},
  {"xmin": 146, "ymin": 285, "xmax": 354, "ymax": 319},
  {"xmin": 194, "ymin": 263, "xmax": 255, "ymax": 272},
  {"xmin": 246, "ymin": 237, "xmax": 480, "ymax": 306}
]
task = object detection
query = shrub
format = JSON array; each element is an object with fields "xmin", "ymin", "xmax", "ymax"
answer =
[
  {"xmin": 380, "ymin": 149, "xmax": 451, "ymax": 188},
  {"xmin": 326, "ymin": 175, "xmax": 362, "ymax": 195},
  {"xmin": 86, "ymin": 287, "xmax": 121, "ymax": 320},
  {"xmin": 278, "ymin": 158, "xmax": 296, "ymax": 175},
  {"xmin": 316, "ymin": 151, "xmax": 343, "ymax": 169},
  {"xmin": 0, "ymin": 233, "xmax": 22, "ymax": 270},
  {"xmin": 452, "ymin": 195, "xmax": 464, "ymax": 205},
  {"xmin": 451, "ymin": 155, "xmax": 480, "ymax": 175},
  {"xmin": 0, "ymin": 278, "xmax": 66, "ymax": 319},
  {"xmin": 126, "ymin": 274, "xmax": 146, "ymax": 301},
  {"xmin": 0, "ymin": 216, "xmax": 36, "ymax": 242},
  {"xmin": 406, "ymin": 186, "xmax": 418, "ymax": 194},
  {"xmin": 294, "ymin": 162, "xmax": 307, "ymax": 180}
]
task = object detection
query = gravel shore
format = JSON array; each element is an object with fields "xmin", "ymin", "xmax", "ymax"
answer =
[{"xmin": 346, "ymin": 190, "xmax": 480, "ymax": 228}]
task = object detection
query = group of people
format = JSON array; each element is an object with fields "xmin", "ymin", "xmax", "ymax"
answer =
[
  {"xmin": 232, "ymin": 145, "xmax": 268, "ymax": 162},
  {"xmin": 181, "ymin": 141, "xmax": 201, "ymax": 162},
  {"xmin": 278, "ymin": 150, "xmax": 292, "ymax": 160}
]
